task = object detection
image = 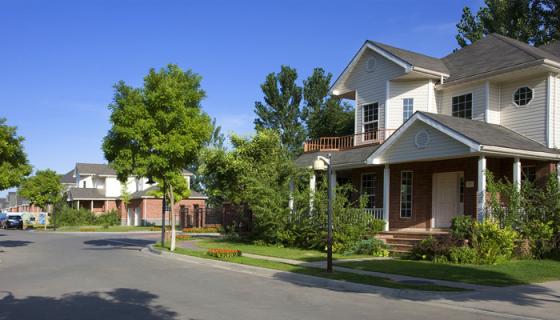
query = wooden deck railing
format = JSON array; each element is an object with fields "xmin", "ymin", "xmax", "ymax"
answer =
[{"xmin": 303, "ymin": 129, "xmax": 396, "ymax": 152}]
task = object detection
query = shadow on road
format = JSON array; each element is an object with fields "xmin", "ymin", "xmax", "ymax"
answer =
[
  {"xmin": 0, "ymin": 240, "xmax": 33, "ymax": 247},
  {"xmin": 83, "ymin": 238, "xmax": 155, "ymax": 250},
  {"xmin": 0, "ymin": 288, "xmax": 177, "ymax": 320}
]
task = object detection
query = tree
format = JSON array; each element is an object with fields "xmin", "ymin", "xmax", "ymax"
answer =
[
  {"xmin": 455, "ymin": 0, "xmax": 560, "ymax": 47},
  {"xmin": 189, "ymin": 117, "xmax": 225, "ymax": 194},
  {"xmin": 19, "ymin": 169, "xmax": 63, "ymax": 229},
  {"xmin": 302, "ymin": 68, "xmax": 354, "ymax": 139},
  {"xmin": 254, "ymin": 65, "xmax": 305, "ymax": 157},
  {"xmin": 103, "ymin": 64, "xmax": 213, "ymax": 251},
  {"xmin": 0, "ymin": 118, "xmax": 32, "ymax": 190}
]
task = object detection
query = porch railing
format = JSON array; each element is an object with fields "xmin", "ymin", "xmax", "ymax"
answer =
[
  {"xmin": 303, "ymin": 129, "xmax": 396, "ymax": 152},
  {"xmin": 365, "ymin": 208, "xmax": 384, "ymax": 220}
]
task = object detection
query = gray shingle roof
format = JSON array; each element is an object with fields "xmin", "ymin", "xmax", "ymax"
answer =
[
  {"xmin": 442, "ymin": 34, "xmax": 560, "ymax": 83},
  {"xmin": 368, "ymin": 40, "xmax": 449, "ymax": 74},
  {"xmin": 130, "ymin": 186, "xmax": 207, "ymax": 199},
  {"xmin": 76, "ymin": 163, "xmax": 116, "ymax": 176},
  {"xmin": 539, "ymin": 40, "xmax": 560, "ymax": 57},
  {"xmin": 295, "ymin": 144, "xmax": 381, "ymax": 168},
  {"xmin": 60, "ymin": 169, "xmax": 75, "ymax": 184},
  {"xmin": 67, "ymin": 188, "xmax": 111, "ymax": 200},
  {"xmin": 418, "ymin": 112, "xmax": 560, "ymax": 153}
]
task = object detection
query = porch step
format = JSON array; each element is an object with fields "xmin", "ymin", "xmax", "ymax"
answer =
[{"xmin": 376, "ymin": 230, "xmax": 448, "ymax": 254}]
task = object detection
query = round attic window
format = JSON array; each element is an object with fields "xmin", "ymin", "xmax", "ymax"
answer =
[
  {"xmin": 414, "ymin": 129, "xmax": 430, "ymax": 149},
  {"xmin": 366, "ymin": 57, "xmax": 377, "ymax": 72}
]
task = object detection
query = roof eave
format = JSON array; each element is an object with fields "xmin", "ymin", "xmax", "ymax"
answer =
[{"xmin": 480, "ymin": 145, "xmax": 560, "ymax": 160}]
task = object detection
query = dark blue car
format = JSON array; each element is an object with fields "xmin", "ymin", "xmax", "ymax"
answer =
[{"xmin": 3, "ymin": 214, "xmax": 23, "ymax": 229}]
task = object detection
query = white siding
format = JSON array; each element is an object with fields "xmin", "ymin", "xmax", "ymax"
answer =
[
  {"xmin": 500, "ymin": 76, "xmax": 547, "ymax": 145},
  {"xmin": 345, "ymin": 49, "xmax": 405, "ymax": 145},
  {"xmin": 387, "ymin": 80, "xmax": 431, "ymax": 129},
  {"xmin": 488, "ymin": 82, "xmax": 500, "ymax": 124},
  {"xmin": 440, "ymin": 82, "xmax": 486, "ymax": 121},
  {"xmin": 78, "ymin": 176, "xmax": 93, "ymax": 188},
  {"xmin": 378, "ymin": 121, "xmax": 471, "ymax": 164},
  {"xmin": 556, "ymin": 76, "xmax": 560, "ymax": 148},
  {"xmin": 105, "ymin": 177, "xmax": 122, "ymax": 197}
]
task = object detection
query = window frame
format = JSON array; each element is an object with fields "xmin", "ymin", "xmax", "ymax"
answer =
[
  {"xmin": 360, "ymin": 173, "xmax": 377, "ymax": 209},
  {"xmin": 362, "ymin": 102, "xmax": 379, "ymax": 141},
  {"xmin": 513, "ymin": 86, "xmax": 534, "ymax": 107},
  {"xmin": 402, "ymin": 98, "xmax": 414, "ymax": 122},
  {"xmin": 400, "ymin": 171, "xmax": 413, "ymax": 218},
  {"xmin": 451, "ymin": 93, "xmax": 473, "ymax": 119},
  {"xmin": 521, "ymin": 165, "xmax": 537, "ymax": 184}
]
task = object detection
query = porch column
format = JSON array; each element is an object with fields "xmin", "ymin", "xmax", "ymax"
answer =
[
  {"xmin": 513, "ymin": 157, "xmax": 521, "ymax": 191},
  {"xmin": 557, "ymin": 162, "xmax": 560, "ymax": 185},
  {"xmin": 77, "ymin": 200, "xmax": 80, "ymax": 209},
  {"xmin": 90, "ymin": 200, "xmax": 94, "ymax": 211},
  {"xmin": 288, "ymin": 179, "xmax": 294, "ymax": 213},
  {"xmin": 477, "ymin": 155, "xmax": 487, "ymax": 222},
  {"xmin": 309, "ymin": 173, "xmax": 316, "ymax": 212},
  {"xmin": 383, "ymin": 164, "xmax": 390, "ymax": 231}
]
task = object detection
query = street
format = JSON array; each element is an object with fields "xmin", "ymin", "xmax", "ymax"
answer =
[{"xmin": 0, "ymin": 230, "xmax": 558, "ymax": 320}]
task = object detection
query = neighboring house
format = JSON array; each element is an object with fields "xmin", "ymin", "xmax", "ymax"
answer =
[
  {"xmin": 3, "ymin": 191, "xmax": 41, "ymax": 213},
  {"xmin": 297, "ymin": 34, "xmax": 560, "ymax": 237},
  {"xmin": 64, "ymin": 163, "xmax": 208, "ymax": 226}
]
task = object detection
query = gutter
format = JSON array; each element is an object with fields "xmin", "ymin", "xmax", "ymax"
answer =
[{"xmin": 480, "ymin": 145, "xmax": 560, "ymax": 160}]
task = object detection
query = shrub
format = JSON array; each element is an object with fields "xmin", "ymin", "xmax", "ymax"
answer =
[
  {"xmin": 449, "ymin": 246, "xmax": 478, "ymax": 264},
  {"xmin": 176, "ymin": 234, "xmax": 192, "ymax": 241},
  {"xmin": 471, "ymin": 220, "xmax": 518, "ymax": 264},
  {"xmin": 96, "ymin": 210, "xmax": 120, "ymax": 226},
  {"xmin": 409, "ymin": 234, "xmax": 458, "ymax": 261},
  {"xmin": 183, "ymin": 227, "xmax": 219, "ymax": 233},
  {"xmin": 368, "ymin": 219, "xmax": 386, "ymax": 235},
  {"xmin": 522, "ymin": 220, "xmax": 554, "ymax": 258},
  {"xmin": 207, "ymin": 248, "xmax": 242, "ymax": 258},
  {"xmin": 450, "ymin": 215, "xmax": 474, "ymax": 240},
  {"xmin": 345, "ymin": 238, "xmax": 389, "ymax": 257}
]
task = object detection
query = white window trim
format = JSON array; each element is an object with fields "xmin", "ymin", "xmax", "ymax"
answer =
[
  {"xmin": 512, "ymin": 86, "xmax": 534, "ymax": 107},
  {"xmin": 400, "ymin": 171, "xmax": 413, "ymax": 219},
  {"xmin": 402, "ymin": 98, "xmax": 414, "ymax": 122},
  {"xmin": 451, "ymin": 92, "xmax": 474, "ymax": 119},
  {"xmin": 360, "ymin": 172, "xmax": 377, "ymax": 209},
  {"xmin": 361, "ymin": 102, "xmax": 379, "ymax": 141}
]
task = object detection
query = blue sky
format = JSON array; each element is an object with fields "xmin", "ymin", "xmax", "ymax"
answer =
[{"xmin": 0, "ymin": 0, "xmax": 481, "ymax": 195}]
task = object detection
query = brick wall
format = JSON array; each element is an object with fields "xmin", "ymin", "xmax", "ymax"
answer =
[{"xmin": 121, "ymin": 197, "xmax": 207, "ymax": 226}]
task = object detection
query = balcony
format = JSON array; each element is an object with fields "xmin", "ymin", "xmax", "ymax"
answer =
[{"xmin": 303, "ymin": 129, "xmax": 396, "ymax": 152}]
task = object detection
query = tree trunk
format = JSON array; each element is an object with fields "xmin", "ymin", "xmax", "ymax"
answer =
[{"xmin": 169, "ymin": 185, "xmax": 176, "ymax": 251}]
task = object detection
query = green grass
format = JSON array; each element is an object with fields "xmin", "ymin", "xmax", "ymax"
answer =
[
  {"xmin": 196, "ymin": 239, "xmax": 372, "ymax": 262},
  {"xmin": 336, "ymin": 259, "xmax": 560, "ymax": 287},
  {"xmin": 55, "ymin": 225, "xmax": 156, "ymax": 232},
  {"xmin": 154, "ymin": 244, "xmax": 466, "ymax": 292}
]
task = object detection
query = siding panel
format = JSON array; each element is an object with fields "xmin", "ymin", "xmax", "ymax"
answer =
[
  {"xmin": 387, "ymin": 80, "xmax": 431, "ymax": 130},
  {"xmin": 440, "ymin": 83, "xmax": 486, "ymax": 121}
]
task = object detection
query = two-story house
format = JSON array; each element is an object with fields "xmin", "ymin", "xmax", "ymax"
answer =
[
  {"xmin": 64, "ymin": 163, "xmax": 207, "ymax": 226},
  {"xmin": 297, "ymin": 34, "xmax": 560, "ymax": 240}
]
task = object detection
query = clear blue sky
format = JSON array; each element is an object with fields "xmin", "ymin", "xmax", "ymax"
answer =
[{"xmin": 0, "ymin": 0, "xmax": 481, "ymax": 195}]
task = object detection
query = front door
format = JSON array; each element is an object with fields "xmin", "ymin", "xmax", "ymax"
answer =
[{"xmin": 432, "ymin": 172, "xmax": 462, "ymax": 228}]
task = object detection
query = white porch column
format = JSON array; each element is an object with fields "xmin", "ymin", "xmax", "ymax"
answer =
[
  {"xmin": 309, "ymin": 173, "xmax": 316, "ymax": 212},
  {"xmin": 383, "ymin": 164, "xmax": 390, "ymax": 231},
  {"xmin": 77, "ymin": 200, "xmax": 80, "ymax": 209},
  {"xmin": 288, "ymin": 179, "xmax": 294, "ymax": 213},
  {"xmin": 477, "ymin": 155, "xmax": 487, "ymax": 222},
  {"xmin": 557, "ymin": 162, "xmax": 560, "ymax": 185},
  {"xmin": 513, "ymin": 157, "xmax": 521, "ymax": 191},
  {"xmin": 90, "ymin": 200, "xmax": 94, "ymax": 211}
]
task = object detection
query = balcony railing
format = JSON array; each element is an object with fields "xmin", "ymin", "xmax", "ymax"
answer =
[{"xmin": 303, "ymin": 129, "xmax": 396, "ymax": 152}]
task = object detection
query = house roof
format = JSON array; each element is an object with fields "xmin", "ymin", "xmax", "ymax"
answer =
[
  {"xmin": 442, "ymin": 33, "xmax": 560, "ymax": 83},
  {"xmin": 539, "ymin": 40, "xmax": 560, "ymax": 57},
  {"xmin": 295, "ymin": 144, "xmax": 381, "ymax": 168},
  {"xmin": 417, "ymin": 112, "xmax": 560, "ymax": 154},
  {"xmin": 368, "ymin": 40, "xmax": 449, "ymax": 74},
  {"xmin": 67, "ymin": 188, "xmax": 112, "ymax": 200},
  {"xmin": 60, "ymin": 169, "xmax": 75, "ymax": 184},
  {"xmin": 75, "ymin": 162, "xmax": 193, "ymax": 176},
  {"xmin": 130, "ymin": 186, "xmax": 208, "ymax": 199}
]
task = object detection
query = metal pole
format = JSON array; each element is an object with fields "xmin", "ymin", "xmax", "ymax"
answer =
[
  {"xmin": 161, "ymin": 180, "xmax": 166, "ymax": 247},
  {"xmin": 326, "ymin": 153, "xmax": 333, "ymax": 273}
]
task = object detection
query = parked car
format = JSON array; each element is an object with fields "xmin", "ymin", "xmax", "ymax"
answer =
[{"xmin": 4, "ymin": 214, "xmax": 23, "ymax": 229}]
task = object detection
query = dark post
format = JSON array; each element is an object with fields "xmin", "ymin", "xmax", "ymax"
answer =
[
  {"xmin": 326, "ymin": 153, "xmax": 333, "ymax": 273},
  {"xmin": 161, "ymin": 180, "xmax": 166, "ymax": 247}
]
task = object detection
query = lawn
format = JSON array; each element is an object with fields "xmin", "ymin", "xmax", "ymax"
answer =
[
  {"xmin": 336, "ymin": 259, "xmax": 560, "ymax": 286},
  {"xmin": 54, "ymin": 225, "xmax": 156, "ymax": 232},
  {"xmin": 155, "ymin": 245, "xmax": 466, "ymax": 292},
  {"xmin": 195, "ymin": 239, "xmax": 373, "ymax": 261}
]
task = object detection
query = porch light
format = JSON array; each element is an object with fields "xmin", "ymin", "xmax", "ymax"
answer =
[{"xmin": 313, "ymin": 158, "xmax": 327, "ymax": 171}]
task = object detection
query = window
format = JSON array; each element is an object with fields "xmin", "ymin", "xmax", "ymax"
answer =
[
  {"xmin": 522, "ymin": 165, "xmax": 536, "ymax": 184},
  {"xmin": 403, "ymin": 98, "xmax": 414, "ymax": 122},
  {"xmin": 361, "ymin": 174, "xmax": 376, "ymax": 208},
  {"xmin": 83, "ymin": 181, "xmax": 86, "ymax": 188},
  {"xmin": 366, "ymin": 57, "xmax": 377, "ymax": 72},
  {"xmin": 452, "ymin": 93, "xmax": 472, "ymax": 119},
  {"xmin": 459, "ymin": 176, "xmax": 464, "ymax": 204},
  {"xmin": 363, "ymin": 103, "xmax": 379, "ymax": 141},
  {"xmin": 514, "ymin": 87, "xmax": 533, "ymax": 106},
  {"xmin": 400, "ymin": 171, "xmax": 413, "ymax": 218}
]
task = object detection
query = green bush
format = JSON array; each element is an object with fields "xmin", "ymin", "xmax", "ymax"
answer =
[
  {"xmin": 345, "ymin": 238, "xmax": 389, "ymax": 257},
  {"xmin": 450, "ymin": 215, "xmax": 474, "ymax": 240},
  {"xmin": 449, "ymin": 246, "xmax": 478, "ymax": 264},
  {"xmin": 409, "ymin": 234, "xmax": 458, "ymax": 261},
  {"xmin": 96, "ymin": 210, "xmax": 120, "ymax": 226},
  {"xmin": 368, "ymin": 219, "xmax": 386, "ymax": 235},
  {"xmin": 53, "ymin": 206, "xmax": 120, "ymax": 227},
  {"xmin": 471, "ymin": 220, "xmax": 518, "ymax": 264}
]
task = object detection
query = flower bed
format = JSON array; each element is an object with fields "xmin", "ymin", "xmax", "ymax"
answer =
[
  {"xmin": 176, "ymin": 234, "xmax": 192, "ymax": 241},
  {"xmin": 207, "ymin": 248, "xmax": 242, "ymax": 258},
  {"xmin": 150, "ymin": 226, "xmax": 171, "ymax": 231},
  {"xmin": 183, "ymin": 227, "xmax": 219, "ymax": 233}
]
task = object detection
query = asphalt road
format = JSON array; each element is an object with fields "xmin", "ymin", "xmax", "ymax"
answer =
[{"xmin": 0, "ymin": 230, "xmax": 557, "ymax": 320}]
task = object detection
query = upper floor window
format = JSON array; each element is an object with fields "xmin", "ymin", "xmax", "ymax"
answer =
[
  {"xmin": 403, "ymin": 98, "xmax": 414, "ymax": 122},
  {"xmin": 363, "ymin": 103, "xmax": 379, "ymax": 141},
  {"xmin": 452, "ymin": 93, "xmax": 472, "ymax": 119},
  {"xmin": 514, "ymin": 87, "xmax": 533, "ymax": 106},
  {"xmin": 83, "ymin": 181, "xmax": 87, "ymax": 188}
]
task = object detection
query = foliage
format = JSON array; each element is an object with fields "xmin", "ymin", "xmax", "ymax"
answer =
[
  {"xmin": 0, "ymin": 118, "xmax": 32, "ymax": 190},
  {"xmin": 19, "ymin": 169, "xmax": 63, "ymax": 211},
  {"xmin": 456, "ymin": 0, "xmax": 560, "ymax": 47},
  {"xmin": 301, "ymin": 68, "xmax": 354, "ymax": 139},
  {"xmin": 449, "ymin": 246, "xmax": 478, "ymax": 264},
  {"xmin": 254, "ymin": 65, "xmax": 306, "ymax": 157},
  {"xmin": 471, "ymin": 220, "xmax": 518, "ymax": 264},
  {"xmin": 182, "ymin": 227, "xmax": 219, "ymax": 233},
  {"xmin": 409, "ymin": 235, "xmax": 460, "ymax": 261},
  {"xmin": 53, "ymin": 206, "xmax": 120, "ymax": 227},
  {"xmin": 368, "ymin": 219, "xmax": 386, "ymax": 236},
  {"xmin": 450, "ymin": 215, "xmax": 475, "ymax": 240},
  {"xmin": 95, "ymin": 210, "xmax": 120, "ymax": 226},
  {"xmin": 176, "ymin": 234, "xmax": 192, "ymax": 241},
  {"xmin": 103, "ymin": 64, "xmax": 213, "ymax": 252},
  {"xmin": 206, "ymin": 248, "xmax": 242, "ymax": 258},
  {"xmin": 344, "ymin": 238, "xmax": 389, "ymax": 257}
]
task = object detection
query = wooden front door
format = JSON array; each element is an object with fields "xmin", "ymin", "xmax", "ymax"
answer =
[{"xmin": 432, "ymin": 172, "xmax": 462, "ymax": 228}]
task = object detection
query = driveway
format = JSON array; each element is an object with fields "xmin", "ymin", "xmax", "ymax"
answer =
[{"xmin": 0, "ymin": 230, "xmax": 558, "ymax": 320}]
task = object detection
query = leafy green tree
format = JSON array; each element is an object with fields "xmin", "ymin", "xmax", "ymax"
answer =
[
  {"xmin": 0, "ymin": 118, "xmax": 32, "ymax": 190},
  {"xmin": 19, "ymin": 169, "xmax": 63, "ymax": 228},
  {"xmin": 103, "ymin": 64, "xmax": 213, "ymax": 251},
  {"xmin": 254, "ymin": 65, "xmax": 305, "ymax": 157},
  {"xmin": 302, "ymin": 68, "xmax": 354, "ymax": 139},
  {"xmin": 455, "ymin": 0, "xmax": 555, "ymax": 47},
  {"xmin": 189, "ymin": 117, "xmax": 225, "ymax": 193}
]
